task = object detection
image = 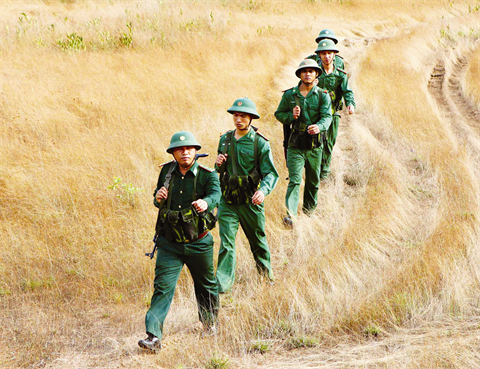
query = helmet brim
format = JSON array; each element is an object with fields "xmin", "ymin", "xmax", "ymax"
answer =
[
  {"xmin": 295, "ymin": 66, "xmax": 321, "ymax": 78},
  {"xmin": 166, "ymin": 144, "xmax": 201, "ymax": 154},
  {"xmin": 227, "ymin": 107, "xmax": 260, "ymax": 119},
  {"xmin": 315, "ymin": 36, "xmax": 338, "ymax": 44}
]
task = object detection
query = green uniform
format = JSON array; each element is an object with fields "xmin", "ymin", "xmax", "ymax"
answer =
[
  {"xmin": 275, "ymin": 84, "xmax": 332, "ymax": 217},
  {"xmin": 145, "ymin": 160, "xmax": 221, "ymax": 340},
  {"xmin": 316, "ymin": 64, "xmax": 355, "ymax": 179},
  {"xmin": 216, "ymin": 128, "xmax": 279, "ymax": 293}
]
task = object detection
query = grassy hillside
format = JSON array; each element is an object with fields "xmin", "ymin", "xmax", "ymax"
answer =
[{"xmin": 1, "ymin": 1, "xmax": 480, "ymax": 368}]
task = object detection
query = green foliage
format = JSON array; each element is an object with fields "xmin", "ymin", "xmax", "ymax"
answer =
[
  {"xmin": 248, "ymin": 340, "xmax": 271, "ymax": 354},
  {"xmin": 288, "ymin": 335, "xmax": 319, "ymax": 348},
  {"xmin": 107, "ymin": 176, "xmax": 143, "ymax": 204},
  {"xmin": 16, "ymin": 12, "xmax": 34, "ymax": 37},
  {"xmin": 364, "ymin": 325, "xmax": 381, "ymax": 338},
  {"xmin": 119, "ymin": 21, "xmax": 133, "ymax": 47},
  {"xmin": 205, "ymin": 353, "xmax": 230, "ymax": 369},
  {"xmin": 21, "ymin": 276, "xmax": 55, "ymax": 292},
  {"xmin": 58, "ymin": 33, "xmax": 86, "ymax": 51}
]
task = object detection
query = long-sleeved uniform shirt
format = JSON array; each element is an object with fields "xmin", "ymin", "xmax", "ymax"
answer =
[
  {"xmin": 216, "ymin": 128, "xmax": 279, "ymax": 197},
  {"xmin": 275, "ymin": 84, "xmax": 332, "ymax": 149},
  {"xmin": 317, "ymin": 64, "xmax": 355, "ymax": 113},
  {"xmin": 153, "ymin": 160, "xmax": 221, "ymax": 213}
]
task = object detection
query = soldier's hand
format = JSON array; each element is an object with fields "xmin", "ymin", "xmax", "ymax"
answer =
[
  {"xmin": 307, "ymin": 124, "xmax": 320, "ymax": 135},
  {"xmin": 215, "ymin": 154, "xmax": 228, "ymax": 166},
  {"xmin": 156, "ymin": 187, "xmax": 168, "ymax": 202},
  {"xmin": 252, "ymin": 190, "xmax": 265, "ymax": 205},
  {"xmin": 192, "ymin": 199, "xmax": 208, "ymax": 213},
  {"xmin": 293, "ymin": 106, "xmax": 301, "ymax": 119},
  {"xmin": 347, "ymin": 105, "xmax": 355, "ymax": 114}
]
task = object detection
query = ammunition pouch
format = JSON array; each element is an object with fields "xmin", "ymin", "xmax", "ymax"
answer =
[
  {"xmin": 158, "ymin": 206, "xmax": 216, "ymax": 243},
  {"xmin": 290, "ymin": 120, "xmax": 322, "ymax": 150},
  {"xmin": 221, "ymin": 170, "xmax": 261, "ymax": 205}
]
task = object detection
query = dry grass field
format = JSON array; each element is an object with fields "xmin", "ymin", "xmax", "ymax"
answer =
[{"xmin": 1, "ymin": 0, "xmax": 480, "ymax": 368}]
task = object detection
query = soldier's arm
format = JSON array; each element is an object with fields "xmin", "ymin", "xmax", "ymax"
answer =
[
  {"xmin": 315, "ymin": 91, "xmax": 333, "ymax": 132},
  {"xmin": 258, "ymin": 141, "xmax": 279, "ymax": 196},
  {"xmin": 202, "ymin": 170, "xmax": 222, "ymax": 211},
  {"xmin": 340, "ymin": 74, "xmax": 355, "ymax": 108},
  {"xmin": 274, "ymin": 91, "xmax": 295, "ymax": 125}
]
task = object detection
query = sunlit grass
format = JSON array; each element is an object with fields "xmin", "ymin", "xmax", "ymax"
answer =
[{"xmin": 1, "ymin": 0, "xmax": 480, "ymax": 368}]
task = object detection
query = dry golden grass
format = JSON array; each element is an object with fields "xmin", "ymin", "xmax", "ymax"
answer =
[
  {"xmin": 465, "ymin": 45, "xmax": 480, "ymax": 107},
  {"xmin": 1, "ymin": 0, "xmax": 480, "ymax": 368}
]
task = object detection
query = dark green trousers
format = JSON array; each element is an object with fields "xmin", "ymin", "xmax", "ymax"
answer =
[
  {"xmin": 145, "ymin": 233, "xmax": 219, "ymax": 340},
  {"xmin": 216, "ymin": 199, "xmax": 273, "ymax": 293},
  {"xmin": 321, "ymin": 114, "xmax": 340, "ymax": 179},
  {"xmin": 286, "ymin": 146, "xmax": 322, "ymax": 217}
]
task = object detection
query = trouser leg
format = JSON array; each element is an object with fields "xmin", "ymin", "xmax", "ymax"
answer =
[
  {"xmin": 145, "ymin": 239, "xmax": 183, "ymax": 340},
  {"xmin": 321, "ymin": 115, "xmax": 340, "ymax": 179},
  {"xmin": 184, "ymin": 233, "xmax": 219, "ymax": 326},
  {"xmin": 216, "ymin": 200, "xmax": 240, "ymax": 293},
  {"xmin": 303, "ymin": 147, "xmax": 322, "ymax": 213},
  {"xmin": 285, "ymin": 148, "xmax": 306, "ymax": 218},
  {"xmin": 238, "ymin": 203, "xmax": 274, "ymax": 280}
]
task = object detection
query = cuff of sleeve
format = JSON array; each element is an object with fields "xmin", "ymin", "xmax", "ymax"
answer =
[{"xmin": 259, "ymin": 185, "xmax": 270, "ymax": 197}]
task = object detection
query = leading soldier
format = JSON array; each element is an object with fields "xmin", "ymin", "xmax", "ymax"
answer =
[
  {"xmin": 275, "ymin": 60, "xmax": 332, "ymax": 227},
  {"xmin": 306, "ymin": 29, "xmax": 345, "ymax": 70},
  {"xmin": 315, "ymin": 39, "xmax": 355, "ymax": 180},
  {"xmin": 138, "ymin": 131, "xmax": 221, "ymax": 352},
  {"xmin": 215, "ymin": 98, "xmax": 279, "ymax": 294}
]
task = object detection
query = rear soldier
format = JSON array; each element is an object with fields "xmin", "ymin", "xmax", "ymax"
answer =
[
  {"xmin": 215, "ymin": 98, "xmax": 279, "ymax": 293},
  {"xmin": 275, "ymin": 60, "xmax": 332, "ymax": 226},
  {"xmin": 138, "ymin": 131, "xmax": 221, "ymax": 352},
  {"xmin": 315, "ymin": 39, "xmax": 355, "ymax": 180}
]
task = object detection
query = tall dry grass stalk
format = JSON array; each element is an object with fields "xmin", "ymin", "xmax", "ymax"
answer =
[{"xmin": 2, "ymin": 0, "xmax": 480, "ymax": 368}]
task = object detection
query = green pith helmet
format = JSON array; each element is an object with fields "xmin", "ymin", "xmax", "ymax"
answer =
[
  {"xmin": 315, "ymin": 29, "xmax": 338, "ymax": 44},
  {"xmin": 315, "ymin": 38, "xmax": 339, "ymax": 54},
  {"xmin": 166, "ymin": 131, "xmax": 201, "ymax": 153},
  {"xmin": 227, "ymin": 97, "xmax": 260, "ymax": 119},
  {"xmin": 295, "ymin": 59, "xmax": 322, "ymax": 78}
]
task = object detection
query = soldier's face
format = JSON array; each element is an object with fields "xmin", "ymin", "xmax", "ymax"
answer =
[
  {"xmin": 233, "ymin": 112, "xmax": 251, "ymax": 131},
  {"xmin": 173, "ymin": 146, "xmax": 196, "ymax": 168},
  {"xmin": 319, "ymin": 51, "xmax": 335, "ymax": 65},
  {"xmin": 300, "ymin": 68, "xmax": 318, "ymax": 84}
]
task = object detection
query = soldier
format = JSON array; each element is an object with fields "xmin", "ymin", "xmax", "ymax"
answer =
[
  {"xmin": 315, "ymin": 39, "xmax": 355, "ymax": 180},
  {"xmin": 275, "ymin": 59, "xmax": 332, "ymax": 226},
  {"xmin": 138, "ymin": 131, "xmax": 221, "ymax": 352},
  {"xmin": 306, "ymin": 29, "xmax": 345, "ymax": 70},
  {"xmin": 215, "ymin": 97, "xmax": 279, "ymax": 294}
]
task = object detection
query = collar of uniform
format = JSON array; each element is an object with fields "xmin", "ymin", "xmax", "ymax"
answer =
[
  {"xmin": 292, "ymin": 82, "xmax": 319, "ymax": 96},
  {"xmin": 174, "ymin": 159, "xmax": 200, "ymax": 177},
  {"xmin": 320, "ymin": 62, "xmax": 337, "ymax": 75},
  {"xmin": 235, "ymin": 127, "xmax": 255, "ymax": 142}
]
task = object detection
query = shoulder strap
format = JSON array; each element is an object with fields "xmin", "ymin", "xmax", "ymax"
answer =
[
  {"xmin": 219, "ymin": 130, "xmax": 235, "ymax": 180},
  {"xmin": 229, "ymin": 131, "xmax": 238, "ymax": 176},
  {"xmin": 294, "ymin": 94, "xmax": 301, "ymax": 108},
  {"xmin": 164, "ymin": 162, "xmax": 176, "ymax": 210},
  {"xmin": 254, "ymin": 132, "xmax": 259, "ymax": 171},
  {"xmin": 192, "ymin": 171, "xmax": 198, "ymax": 201}
]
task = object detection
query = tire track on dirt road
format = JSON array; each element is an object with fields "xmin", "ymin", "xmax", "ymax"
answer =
[{"xmin": 428, "ymin": 50, "xmax": 480, "ymax": 167}]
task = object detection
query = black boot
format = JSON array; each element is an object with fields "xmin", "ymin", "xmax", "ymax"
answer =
[{"xmin": 138, "ymin": 332, "xmax": 161, "ymax": 352}]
